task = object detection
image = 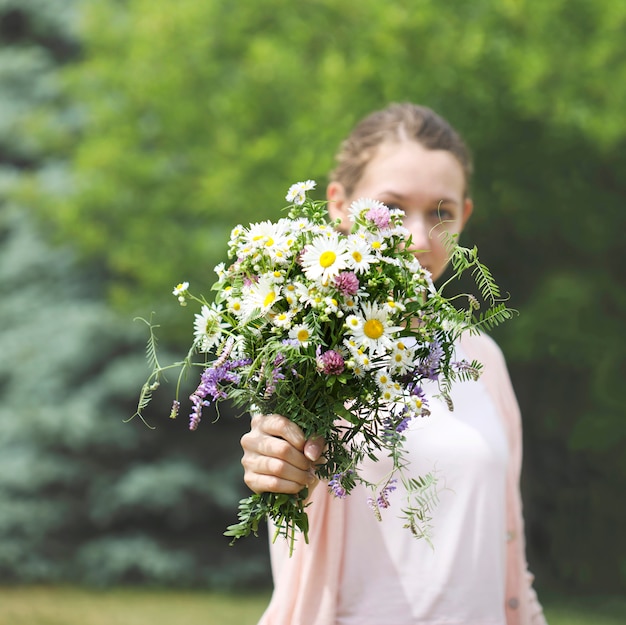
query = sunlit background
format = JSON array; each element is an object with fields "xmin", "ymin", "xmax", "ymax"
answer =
[{"xmin": 0, "ymin": 0, "xmax": 624, "ymax": 621}]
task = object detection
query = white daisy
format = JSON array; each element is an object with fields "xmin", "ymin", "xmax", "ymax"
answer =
[
  {"xmin": 345, "ymin": 235, "xmax": 376, "ymax": 274},
  {"xmin": 286, "ymin": 180, "xmax": 316, "ymax": 205},
  {"xmin": 389, "ymin": 340, "xmax": 415, "ymax": 374},
  {"xmin": 241, "ymin": 274, "xmax": 282, "ymax": 318},
  {"xmin": 172, "ymin": 281, "xmax": 189, "ymax": 296},
  {"xmin": 340, "ymin": 296, "xmax": 360, "ymax": 313},
  {"xmin": 301, "ymin": 232, "xmax": 350, "ymax": 283},
  {"xmin": 283, "ymin": 282, "xmax": 300, "ymax": 307},
  {"xmin": 271, "ymin": 310, "xmax": 295, "ymax": 329},
  {"xmin": 348, "ymin": 198, "xmax": 389, "ymax": 223},
  {"xmin": 323, "ymin": 296, "xmax": 343, "ymax": 317},
  {"xmin": 347, "ymin": 302, "xmax": 403, "ymax": 355},
  {"xmin": 383, "ymin": 299, "xmax": 406, "ymax": 315},
  {"xmin": 226, "ymin": 295, "xmax": 244, "ymax": 318},
  {"xmin": 193, "ymin": 304, "xmax": 228, "ymax": 352},
  {"xmin": 352, "ymin": 348, "xmax": 373, "ymax": 372},
  {"xmin": 289, "ymin": 322, "xmax": 313, "ymax": 348},
  {"xmin": 246, "ymin": 220, "xmax": 289, "ymax": 254},
  {"xmin": 214, "ymin": 263, "xmax": 227, "ymax": 280},
  {"xmin": 296, "ymin": 282, "xmax": 325, "ymax": 310},
  {"xmin": 367, "ymin": 233, "xmax": 389, "ymax": 254}
]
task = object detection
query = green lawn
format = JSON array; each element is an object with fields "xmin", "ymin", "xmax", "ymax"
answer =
[{"xmin": 0, "ymin": 586, "xmax": 624, "ymax": 625}]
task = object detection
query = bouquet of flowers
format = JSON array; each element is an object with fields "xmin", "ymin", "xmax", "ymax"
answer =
[{"xmin": 133, "ymin": 180, "xmax": 512, "ymax": 554}]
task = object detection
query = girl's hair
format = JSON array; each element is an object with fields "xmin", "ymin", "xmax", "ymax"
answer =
[{"xmin": 329, "ymin": 102, "xmax": 473, "ymax": 196}]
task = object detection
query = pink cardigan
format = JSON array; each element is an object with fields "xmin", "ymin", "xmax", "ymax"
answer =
[{"xmin": 258, "ymin": 332, "xmax": 547, "ymax": 625}]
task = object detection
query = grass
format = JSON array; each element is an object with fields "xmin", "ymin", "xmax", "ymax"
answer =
[
  {"xmin": 0, "ymin": 587, "xmax": 271, "ymax": 625},
  {"xmin": 0, "ymin": 586, "xmax": 624, "ymax": 625}
]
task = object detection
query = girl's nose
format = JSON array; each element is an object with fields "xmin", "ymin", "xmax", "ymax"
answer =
[{"xmin": 405, "ymin": 215, "xmax": 430, "ymax": 253}]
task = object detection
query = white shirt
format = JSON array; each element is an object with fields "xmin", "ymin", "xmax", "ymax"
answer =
[{"xmin": 337, "ymin": 347, "xmax": 509, "ymax": 625}]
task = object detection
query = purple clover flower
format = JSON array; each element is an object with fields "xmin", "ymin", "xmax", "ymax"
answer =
[
  {"xmin": 334, "ymin": 271, "xmax": 360, "ymax": 296},
  {"xmin": 316, "ymin": 348, "xmax": 345, "ymax": 375},
  {"xmin": 366, "ymin": 205, "xmax": 391, "ymax": 228},
  {"xmin": 188, "ymin": 358, "xmax": 251, "ymax": 430}
]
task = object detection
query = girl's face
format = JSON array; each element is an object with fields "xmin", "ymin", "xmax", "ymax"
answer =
[{"xmin": 327, "ymin": 140, "xmax": 473, "ymax": 282}]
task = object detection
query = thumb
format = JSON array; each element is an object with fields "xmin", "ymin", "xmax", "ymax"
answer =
[{"xmin": 304, "ymin": 435, "xmax": 326, "ymax": 462}]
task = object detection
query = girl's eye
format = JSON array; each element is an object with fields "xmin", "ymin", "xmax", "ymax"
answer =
[{"xmin": 429, "ymin": 208, "xmax": 453, "ymax": 222}]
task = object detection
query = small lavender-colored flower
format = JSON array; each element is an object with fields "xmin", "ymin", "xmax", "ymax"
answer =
[
  {"xmin": 368, "ymin": 479, "xmax": 398, "ymax": 511},
  {"xmin": 377, "ymin": 479, "xmax": 397, "ymax": 508},
  {"xmin": 452, "ymin": 359, "xmax": 481, "ymax": 381},
  {"xmin": 419, "ymin": 339, "xmax": 443, "ymax": 380},
  {"xmin": 395, "ymin": 416, "xmax": 411, "ymax": 433},
  {"xmin": 382, "ymin": 415, "xmax": 411, "ymax": 443},
  {"xmin": 265, "ymin": 353, "xmax": 286, "ymax": 398},
  {"xmin": 334, "ymin": 271, "xmax": 360, "ymax": 296},
  {"xmin": 316, "ymin": 349, "xmax": 345, "ymax": 375},
  {"xmin": 329, "ymin": 472, "xmax": 352, "ymax": 498},
  {"xmin": 188, "ymin": 358, "xmax": 251, "ymax": 430},
  {"xmin": 281, "ymin": 338, "xmax": 301, "ymax": 348},
  {"xmin": 366, "ymin": 205, "xmax": 391, "ymax": 228}
]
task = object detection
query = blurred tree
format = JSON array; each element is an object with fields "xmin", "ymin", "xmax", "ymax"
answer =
[
  {"xmin": 10, "ymin": 0, "xmax": 626, "ymax": 591},
  {"xmin": 0, "ymin": 0, "xmax": 269, "ymax": 587},
  {"xmin": 0, "ymin": 208, "xmax": 266, "ymax": 586}
]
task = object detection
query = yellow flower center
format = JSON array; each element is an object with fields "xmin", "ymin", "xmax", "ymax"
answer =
[
  {"xmin": 372, "ymin": 241, "xmax": 381, "ymax": 249},
  {"xmin": 265, "ymin": 237, "xmax": 275, "ymax": 247},
  {"xmin": 363, "ymin": 319, "xmax": 384, "ymax": 339},
  {"xmin": 319, "ymin": 251, "xmax": 337, "ymax": 268},
  {"xmin": 263, "ymin": 291, "xmax": 276, "ymax": 307},
  {"xmin": 297, "ymin": 328, "xmax": 309, "ymax": 342},
  {"xmin": 232, "ymin": 302, "xmax": 241, "ymax": 311},
  {"xmin": 352, "ymin": 251, "xmax": 362, "ymax": 262}
]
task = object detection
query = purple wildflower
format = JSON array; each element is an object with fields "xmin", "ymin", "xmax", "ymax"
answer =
[
  {"xmin": 188, "ymin": 358, "xmax": 251, "ymax": 430},
  {"xmin": 419, "ymin": 339, "xmax": 443, "ymax": 380},
  {"xmin": 366, "ymin": 205, "xmax": 391, "ymax": 229},
  {"xmin": 265, "ymin": 353, "xmax": 286, "ymax": 398},
  {"xmin": 368, "ymin": 479, "xmax": 397, "ymax": 511},
  {"xmin": 329, "ymin": 471, "xmax": 353, "ymax": 498},
  {"xmin": 281, "ymin": 338, "xmax": 301, "ymax": 348},
  {"xmin": 316, "ymin": 348, "xmax": 345, "ymax": 375},
  {"xmin": 382, "ymin": 414, "xmax": 411, "ymax": 443},
  {"xmin": 334, "ymin": 271, "xmax": 360, "ymax": 296},
  {"xmin": 452, "ymin": 359, "xmax": 481, "ymax": 381},
  {"xmin": 395, "ymin": 416, "xmax": 411, "ymax": 433}
]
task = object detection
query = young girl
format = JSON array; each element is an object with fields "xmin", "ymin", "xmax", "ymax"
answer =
[{"xmin": 241, "ymin": 103, "xmax": 547, "ymax": 625}]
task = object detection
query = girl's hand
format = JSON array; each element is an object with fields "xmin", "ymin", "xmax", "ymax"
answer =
[{"xmin": 241, "ymin": 413, "xmax": 325, "ymax": 494}]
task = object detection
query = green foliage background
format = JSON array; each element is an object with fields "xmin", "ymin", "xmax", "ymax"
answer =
[{"xmin": 2, "ymin": 0, "xmax": 625, "ymax": 593}]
